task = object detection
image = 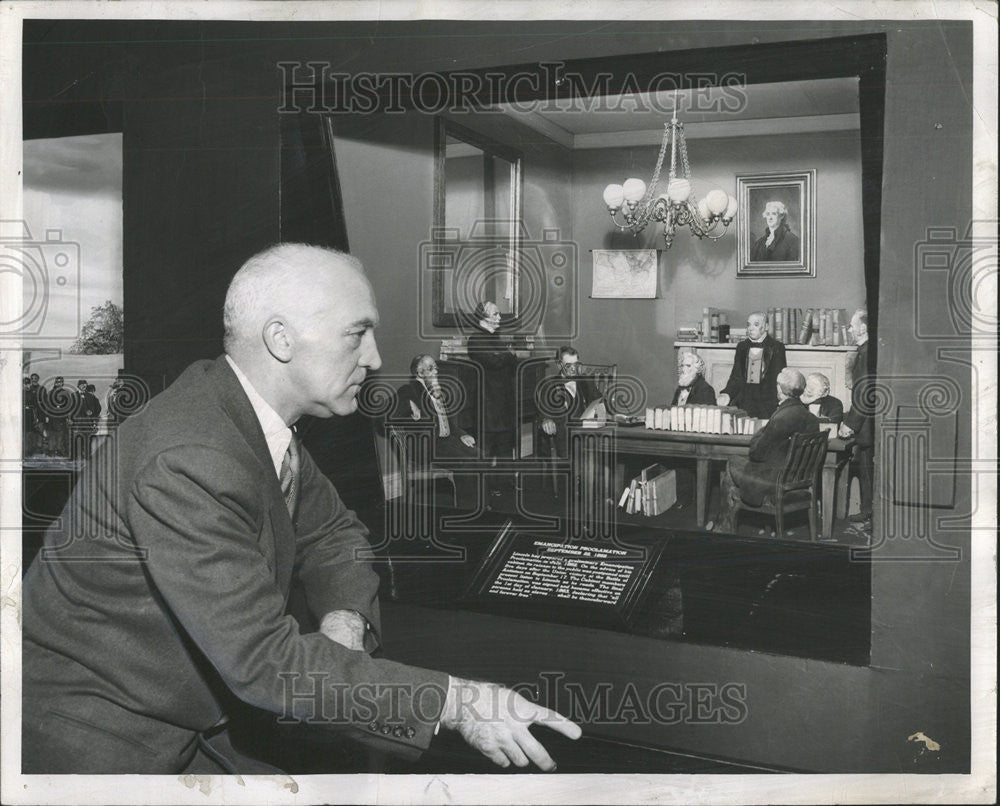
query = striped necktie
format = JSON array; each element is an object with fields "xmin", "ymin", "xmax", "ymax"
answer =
[{"xmin": 279, "ymin": 432, "xmax": 300, "ymax": 518}]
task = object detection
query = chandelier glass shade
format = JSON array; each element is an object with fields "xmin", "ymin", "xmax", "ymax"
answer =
[{"xmin": 603, "ymin": 99, "xmax": 737, "ymax": 249}]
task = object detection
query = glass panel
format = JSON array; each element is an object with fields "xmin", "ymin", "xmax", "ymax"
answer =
[
  {"xmin": 444, "ymin": 135, "xmax": 485, "ymax": 240},
  {"xmin": 433, "ymin": 119, "xmax": 522, "ymax": 326},
  {"xmin": 21, "ymin": 132, "xmax": 124, "ymax": 462}
]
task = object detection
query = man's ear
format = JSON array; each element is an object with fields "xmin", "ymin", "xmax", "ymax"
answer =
[{"xmin": 262, "ymin": 318, "xmax": 293, "ymax": 363}]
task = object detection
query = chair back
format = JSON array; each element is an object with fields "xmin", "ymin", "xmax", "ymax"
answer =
[
  {"xmin": 577, "ymin": 363, "xmax": 617, "ymax": 394},
  {"xmin": 775, "ymin": 430, "xmax": 829, "ymax": 493},
  {"xmin": 576, "ymin": 363, "xmax": 619, "ymax": 412},
  {"xmin": 385, "ymin": 423, "xmax": 414, "ymax": 487},
  {"xmin": 385, "ymin": 422, "xmax": 450, "ymax": 483}
]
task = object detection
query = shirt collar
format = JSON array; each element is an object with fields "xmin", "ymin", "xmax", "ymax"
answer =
[{"xmin": 225, "ymin": 355, "xmax": 292, "ymax": 478}]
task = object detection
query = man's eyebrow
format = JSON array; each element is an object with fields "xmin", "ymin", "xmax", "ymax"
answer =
[{"xmin": 346, "ymin": 317, "xmax": 378, "ymax": 330}]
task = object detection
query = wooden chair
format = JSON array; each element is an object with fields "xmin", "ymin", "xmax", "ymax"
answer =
[
  {"xmin": 385, "ymin": 423, "xmax": 457, "ymax": 507},
  {"xmin": 534, "ymin": 362, "xmax": 618, "ymax": 498},
  {"xmin": 733, "ymin": 430, "xmax": 830, "ymax": 539},
  {"xmin": 578, "ymin": 363, "xmax": 619, "ymax": 413}
]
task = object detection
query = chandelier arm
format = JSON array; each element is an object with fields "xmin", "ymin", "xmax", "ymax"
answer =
[
  {"xmin": 604, "ymin": 94, "xmax": 733, "ymax": 248},
  {"xmin": 677, "ymin": 122, "xmax": 691, "ymax": 180},
  {"xmin": 642, "ymin": 122, "xmax": 672, "ymax": 206}
]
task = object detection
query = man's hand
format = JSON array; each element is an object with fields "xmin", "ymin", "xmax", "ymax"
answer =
[
  {"xmin": 460, "ymin": 434, "xmax": 476, "ymax": 448},
  {"xmin": 717, "ymin": 393, "xmax": 730, "ymax": 406},
  {"xmin": 319, "ymin": 610, "xmax": 366, "ymax": 651},
  {"xmin": 838, "ymin": 423, "xmax": 855, "ymax": 439},
  {"xmin": 409, "ymin": 400, "xmax": 422, "ymax": 421},
  {"xmin": 440, "ymin": 677, "xmax": 582, "ymax": 771},
  {"xmin": 541, "ymin": 418, "xmax": 557, "ymax": 436}
]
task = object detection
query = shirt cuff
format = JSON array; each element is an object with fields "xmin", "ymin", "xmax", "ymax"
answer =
[{"xmin": 435, "ymin": 675, "xmax": 452, "ymax": 735}]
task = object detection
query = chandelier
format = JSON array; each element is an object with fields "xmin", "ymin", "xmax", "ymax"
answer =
[{"xmin": 602, "ymin": 95, "xmax": 737, "ymax": 249}]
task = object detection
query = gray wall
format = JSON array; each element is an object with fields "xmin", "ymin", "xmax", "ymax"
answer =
[
  {"xmin": 572, "ymin": 129, "xmax": 866, "ymax": 403},
  {"xmin": 25, "ymin": 18, "xmax": 973, "ymax": 772},
  {"xmin": 331, "ymin": 109, "xmax": 575, "ymax": 378}
]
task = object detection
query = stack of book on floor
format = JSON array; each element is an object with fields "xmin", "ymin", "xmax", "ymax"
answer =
[
  {"xmin": 618, "ymin": 463, "xmax": 677, "ymax": 516},
  {"xmin": 644, "ymin": 404, "xmax": 765, "ymax": 435}
]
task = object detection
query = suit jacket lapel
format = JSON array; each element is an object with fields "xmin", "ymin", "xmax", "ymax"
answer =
[{"xmin": 208, "ymin": 357, "xmax": 296, "ymax": 598}]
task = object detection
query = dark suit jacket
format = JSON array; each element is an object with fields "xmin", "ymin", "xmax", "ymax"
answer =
[
  {"xmin": 22, "ymin": 356, "xmax": 449, "ymax": 773},
  {"xmin": 750, "ymin": 225, "xmax": 801, "ymax": 262},
  {"xmin": 670, "ymin": 375, "xmax": 717, "ymax": 406},
  {"xmin": 843, "ymin": 340, "xmax": 874, "ymax": 447},
  {"xmin": 807, "ymin": 394, "xmax": 844, "ymax": 424},
  {"xmin": 731, "ymin": 397, "xmax": 820, "ymax": 506},
  {"xmin": 721, "ymin": 335, "xmax": 787, "ymax": 418},
  {"xmin": 466, "ymin": 327, "xmax": 519, "ymax": 434},
  {"xmin": 536, "ymin": 374, "xmax": 601, "ymax": 457},
  {"xmin": 393, "ymin": 379, "xmax": 476, "ymax": 458}
]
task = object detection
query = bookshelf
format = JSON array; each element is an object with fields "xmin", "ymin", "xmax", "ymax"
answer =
[{"xmin": 673, "ymin": 342, "xmax": 858, "ymax": 407}]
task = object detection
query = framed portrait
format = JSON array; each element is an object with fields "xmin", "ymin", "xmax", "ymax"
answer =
[{"xmin": 736, "ymin": 170, "xmax": 816, "ymax": 278}]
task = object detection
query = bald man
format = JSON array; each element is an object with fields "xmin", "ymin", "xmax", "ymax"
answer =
[
  {"xmin": 718, "ymin": 312, "xmax": 787, "ymax": 418},
  {"xmin": 716, "ymin": 367, "xmax": 819, "ymax": 532},
  {"xmin": 22, "ymin": 245, "xmax": 579, "ymax": 774}
]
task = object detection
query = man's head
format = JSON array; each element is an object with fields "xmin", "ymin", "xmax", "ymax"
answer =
[
  {"xmin": 29, "ymin": 373, "xmax": 39, "ymax": 386},
  {"xmin": 776, "ymin": 367, "xmax": 806, "ymax": 402},
  {"xmin": 23, "ymin": 376, "xmax": 30, "ymax": 388},
  {"xmin": 53, "ymin": 376, "xmax": 64, "ymax": 389},
  {"xmin": 223, "ymin": 244, "xmax": 382, "ymax": 422},
  {"xmin": 87, "ymin": 384, "xmax": 96, "ymax": 394},
  {"xmin": 762, "ymin": 201, "xmax": 787, "ymax": 231},
  {"xmin": 746, "ymin": 312, "xmax": 768, "ymax": 342},
  {"xmin": 475, "ymin": 300, "xmax": 502, "ymax": 331},
  {"xmin": 801, "ymin": 372, "xmax": 830, "ymax": 405},
  {"xmin": 77, "ymin": 380, "xmax": 87, "ymax": 392},
  {"xmin": 848, "ymin": 308, "xmax": 868, "ymax": 344},
  {"xmin": 677, "ymin": 350, "xmax": 706, "ymax": 387},
  {"xmin": 557, "ymin": 346, "xmax": 580, "ymax": 377},
  {"xmin": 411, "ymin": 354, "xmax": 438, "ymax": 383}
]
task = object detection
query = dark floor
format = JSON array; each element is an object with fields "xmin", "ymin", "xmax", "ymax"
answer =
[
  {"xmin": 430, "ymin": 459, "xmax": 872, "ymax": 548},
  {"xmin": 269, "ymin": 722, "xmax": 787, "ymax": 774}
]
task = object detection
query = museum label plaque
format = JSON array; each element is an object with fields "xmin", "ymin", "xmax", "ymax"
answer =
[{"xmin": 464, "ymin": 522, "xmax": 664, "ymax": 630}]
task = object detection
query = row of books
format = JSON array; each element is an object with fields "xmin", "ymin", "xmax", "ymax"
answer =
[
  {"xmin": 768, "ymin": 307, "xmax": 852, "ymax": 346},
  {"xmin": 700, "ymin": 308, "xmax": 730, "ymax": 344},
  {"xmin": 678, "ymin": 308, "xmax": 857, "ymax": 346},
  {"xmin": 618, "ymin": 464, "xmax": 677, "ymax": 516},
  {"xmin": 644, "ymin": 404, "xmax": 767, "ymax": 435}
]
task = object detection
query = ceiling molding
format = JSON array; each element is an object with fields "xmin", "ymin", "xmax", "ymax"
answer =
[
  {"xmin": 498, "ymin": 109, "xmax": 575, "ymax": 149},
  {"xmin": 572, "ymin": 113, "xmax": 861, "ymax": 150}
]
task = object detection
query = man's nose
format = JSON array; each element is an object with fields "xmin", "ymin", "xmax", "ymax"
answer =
[{"xmin": 362, "ymin": 332, "xmax": 382, "ymax": 371}]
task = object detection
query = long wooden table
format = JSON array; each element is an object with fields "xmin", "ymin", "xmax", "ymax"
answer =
[{"xmin": 589, "ymin": 425, "xmax": 854, "ymax": 539}]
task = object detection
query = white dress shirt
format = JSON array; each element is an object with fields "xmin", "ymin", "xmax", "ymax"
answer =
[{"xmin": 226, "ymin": 355, "xmax": 292, "ymax": 478}]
